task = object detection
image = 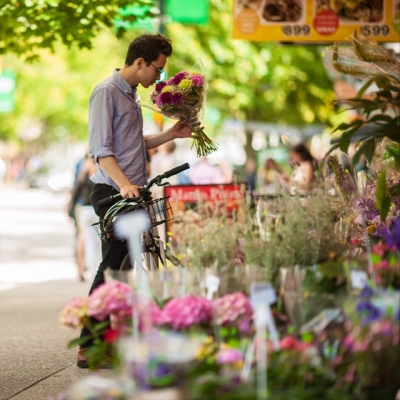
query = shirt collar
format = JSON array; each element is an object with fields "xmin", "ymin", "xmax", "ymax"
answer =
[{"xmin": 113, "ymin": 69, "xmax": 137, "ymax": 96}]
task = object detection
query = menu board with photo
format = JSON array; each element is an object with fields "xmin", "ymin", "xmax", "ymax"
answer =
[
  {"xmin": 232, "ymin": 0, "xmax": 400, "ymax": 42},
  {"xmin": 163, "ymin": 183, "xmax": 247, "ymax": 249}
]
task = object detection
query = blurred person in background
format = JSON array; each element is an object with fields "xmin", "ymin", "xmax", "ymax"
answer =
[
  {"xmin": 245, "ymin": 157, "xmax": 257, "ymax": 193},
  {"xmin": 256, "ymin": 158, "xmax": 283, "ymax": 195},
  {"xmin": 188, "ymin": 157, "xmax": 225, "ymax": 184},
  {"xmin": 278, "ymin": 143, "xmax": 318, "ymax": 196},
  {"xmin": 67, "ymin": 154, "xmax": 101, "ymax": 281}
]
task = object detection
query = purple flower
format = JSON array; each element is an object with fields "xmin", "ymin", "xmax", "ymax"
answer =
[
  {"xmin": 385, "ymin": 217, "xmax": 400, "ymax": 251},
  {"xmin": 359, "ymin": 285, "xmax": 374, "ymax": 300},
  {"xmin": 155, "ymin": 92, "xmax": 173, "ymax": 107},
  {"xmin": 155, "ymin": 81, "xmax": 166, "ymax": 92},
  {"xmin": 356, "ymin": 301, "xmax": 382, "ymax": 324},
  {"xmin": 395, "ymin": 308, "xmax": 400, "ymax": 322},
  {"xmin": 354, "ymin": 198, "xmax": 379, "ymax": 222},
  {"xmin": 170, "ymin": 92, "xmax": 185, "ymax": 105},
  {"xmin": 191, "ymin": 74, "xmax": 205, "ymax": 87}
]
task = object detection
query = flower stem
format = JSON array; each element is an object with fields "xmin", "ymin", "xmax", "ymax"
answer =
[{"xmin": 191, "ymin": 128, "xmax": 219, "ymax": 157}]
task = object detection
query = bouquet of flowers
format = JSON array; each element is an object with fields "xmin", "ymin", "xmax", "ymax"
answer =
[{"xmin": 150, "ymin": 70, "xmax": 218, "ymax": 157}]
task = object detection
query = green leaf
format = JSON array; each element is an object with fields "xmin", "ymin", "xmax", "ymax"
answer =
[
  {"xmin": 93, "ymin": 321, "xmax": 110, "ymax": 332},
  {"xmin": 376, "ymin": 171, "xmax": 391, "ymax": 222},
  {"xmin": 67, "ymin": 335, "xmax": 92, "ymax": 348},
  {"xmin": 351, "ymin": 137, "xmax": 376, "ymax": 167}
]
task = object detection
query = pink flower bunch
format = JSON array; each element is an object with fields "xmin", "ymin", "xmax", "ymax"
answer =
[
  {"xmin": 87, "ymin": 281, "xmax": 132, "ymax": 321},
  {"xmin": 212, "ymin": 292, "xmax": 253, "ymax": 329},
  {"xmin": 60, "ymin": 296, "xmax": 89, "ymax": 329},
  {"xmin": 160, "ymin": 295, "xmax": 212, "ymax": 330},
  {"xmin": 216, "ymin": 347, "xmax": 244, "ymax": 365}
]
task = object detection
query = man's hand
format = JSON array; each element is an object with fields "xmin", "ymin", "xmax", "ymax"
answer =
[
  {"xmin": 170, "ymin": 120, "xmax": 194, "ymax": 139},
  {"xmin": 119, "ymin": 183, "xmax": 141, "ymax": 199}
]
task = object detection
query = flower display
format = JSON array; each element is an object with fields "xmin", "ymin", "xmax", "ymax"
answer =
[
  {"xmin": 212, "ymin": 292, "xmax": 253, "ymax": 330},
  {"xmin": 87, "ymin": 281, "xmax": 132, "ymax": 321},
  {"xmin": 150, "ymin": 70, "xmax": 218, "ymax": 157},
  {"xmin": 160, "ymin": 295, "xmax": 212, "ymax": 330}
]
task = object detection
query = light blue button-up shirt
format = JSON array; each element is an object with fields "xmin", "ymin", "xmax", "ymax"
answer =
[{"xmin": 88, "ymin": 69, "xmax": 147, "ymax": 191}]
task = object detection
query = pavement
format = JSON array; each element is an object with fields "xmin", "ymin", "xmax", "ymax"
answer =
[{"xmin": 0, "ymin": 186, "xmax": 96, "ymax": 399}]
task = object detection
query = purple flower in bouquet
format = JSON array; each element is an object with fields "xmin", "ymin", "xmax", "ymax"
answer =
[
  {"xmin": 60, "ymin": 297, "xmax": 89, "ymax": 329},
  {"xmin": 160, "ymin": 295, "xmax": 212, "ymax": 330},
  {"xmin": 88, "ymin": 281, "xmax": 132, "ymax": 321},
  {"xmin": 212, "ymin": 292, "xmax": 253, "ymax": 331}
]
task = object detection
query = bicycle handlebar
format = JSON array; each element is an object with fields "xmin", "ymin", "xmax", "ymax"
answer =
[{"xmin": 97, "ymin": 162, "xmax": 190, "ymax": 207}]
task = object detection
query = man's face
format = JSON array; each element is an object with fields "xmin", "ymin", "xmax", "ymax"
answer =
[{"xmin": 140, "ymin": 53, "xmax": 167, "ymax": 88}]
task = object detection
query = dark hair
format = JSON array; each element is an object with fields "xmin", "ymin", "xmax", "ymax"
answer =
[
  {"xmin": 290, "ymin": 144, "xmax": 314, "ymax": 162},
  {"xmin": 125, "ymin": 33, "xmax": 172, "ymax": 66}
]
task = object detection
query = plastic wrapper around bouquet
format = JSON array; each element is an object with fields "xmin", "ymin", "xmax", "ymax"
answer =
[{"xmin": 145, "ymin": 62, "xmax": 218, "ymax": 158}]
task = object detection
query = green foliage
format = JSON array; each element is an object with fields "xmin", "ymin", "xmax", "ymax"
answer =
[
  {"xmin": 0, "ymin": 0, "xmax": 156, "ymax": 60},
  {"xmin": 166, "ymin": 0, "xmax": 335, "ymax": 128},
  {"xmin": 375, "ymin": 171, "xmax": 391, "ymax": 222}
]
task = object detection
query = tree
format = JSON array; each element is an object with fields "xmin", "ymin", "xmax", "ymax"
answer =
[
  {"xmin": 0, "ymin": 0, "xmax": 156, "ymax": 59},
  {"xmin": 165, "ymin": 0, "xmax": 336, "ymax": 158}
]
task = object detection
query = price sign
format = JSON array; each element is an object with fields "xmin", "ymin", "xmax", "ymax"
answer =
[{"xmin": 232, "ymin": 0, "xmax": 399, "ymax": 42}]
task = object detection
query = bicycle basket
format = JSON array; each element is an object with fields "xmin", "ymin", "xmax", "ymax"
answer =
[{"xmin": 92, "ymin": 196, "xmax": 173, "ymax": 244}]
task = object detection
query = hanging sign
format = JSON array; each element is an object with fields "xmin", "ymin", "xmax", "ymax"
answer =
[{"xmin": 232, "ymin": 0, "xmax": 400, "ymax": 42}]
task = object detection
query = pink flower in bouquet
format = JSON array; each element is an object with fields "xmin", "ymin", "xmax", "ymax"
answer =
[
  {"xmin": 160, "ymin": 295, "xmax": 212, "ymax": 330},
  {"xmin": 87, "ymin": 281, "xmax": 132, "ymax": 321},
  {"xmin": 60, "ymin": 297, "xmax": 89, "ymax": 329},
  {"xmin": 212, "ymin": 292, "xmax": 253, "ymax": 330}
]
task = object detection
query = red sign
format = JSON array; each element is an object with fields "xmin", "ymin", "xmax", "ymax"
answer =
[{"xmin": 163, "ymin": 183, "xmax": 247, "ymax": 247}]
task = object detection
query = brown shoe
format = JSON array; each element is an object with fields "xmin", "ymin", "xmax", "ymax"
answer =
[{"xmin": 76, "ymin": 346, "xmax": 113, "ymax": 369}]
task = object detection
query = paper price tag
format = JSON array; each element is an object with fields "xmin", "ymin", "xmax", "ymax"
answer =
[
  {"xmin": 205, "ymin": 274, "xmax": 220, "ymax": 300},
  {"xmin": 250, "ymin": 282, "xmax": 277, "ymax": 308},
  {"xmin": 350, "ymin": 270, "xmax": 368, "ymax": 289}
]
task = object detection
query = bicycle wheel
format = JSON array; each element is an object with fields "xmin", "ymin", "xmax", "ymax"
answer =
[{"xmin": 120, "ymin": 247, "xmax": 184, "ymax": 271}]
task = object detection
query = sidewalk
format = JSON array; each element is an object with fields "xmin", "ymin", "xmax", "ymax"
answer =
[{"xmin": 0, "ymin": 279, "xmax": 91, "ymax": 400}]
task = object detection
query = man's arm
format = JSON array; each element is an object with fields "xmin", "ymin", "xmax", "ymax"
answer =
[
  {"xmin": 144, "ymin": 120, "xmax": 193, "ymax": 150},
  {"xmin": 97, "ymin": 156, "xmax": 141, "ymax": 198}
]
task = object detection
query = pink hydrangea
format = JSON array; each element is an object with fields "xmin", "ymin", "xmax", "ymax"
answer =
[
  {"xmin": 191, "ymin": 74, "xmax": 204, "ymax": 87},
  {"xmin": 160, "ymin": 295, "xmax": 212, "ymax": 330},
  {"xmin": 87, "ymin": 281, "xmax": 132, "ymax": 321},
  {"xmin": 212, "ymin": 292, "xmax": 253, "ymax": 327},
  {"xmin": 111, "ymin": 297, "xmax": 162, "ymax": 334},
  {"xmin": 60, "ymin": 297, "xmax": 89, "ymax": 329}
]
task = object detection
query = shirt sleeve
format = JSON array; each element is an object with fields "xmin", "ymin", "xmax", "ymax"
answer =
[{"xmin": 88, "ymin": 86, "xmax": 115, "ymax": 164}]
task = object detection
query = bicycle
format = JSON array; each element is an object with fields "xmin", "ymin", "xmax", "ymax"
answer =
[{"xmin": 92, "ymin": 163, "xmax": 190, "ymax": 271}]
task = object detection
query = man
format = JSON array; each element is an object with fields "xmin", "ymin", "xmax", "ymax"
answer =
[{"xmin": 77, "ymin": 33, "xmax": 193, "ymax": 368}]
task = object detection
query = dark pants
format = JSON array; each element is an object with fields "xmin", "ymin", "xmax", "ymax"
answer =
[{"xmin": 79, "ymin": 184, "xmax": 128, "ymax": 347}]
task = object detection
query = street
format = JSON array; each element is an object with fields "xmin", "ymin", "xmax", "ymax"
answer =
[{"xmin": 0, "ymin": 187, "xmax": 91, "ymax": 399}]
